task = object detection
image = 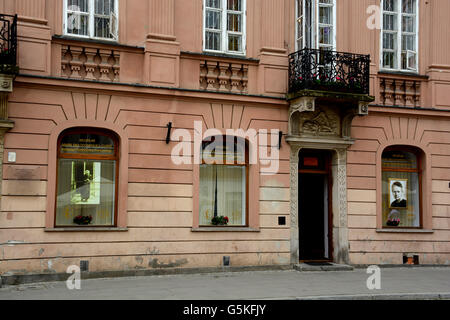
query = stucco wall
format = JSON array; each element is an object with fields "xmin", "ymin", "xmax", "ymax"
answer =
[
  {"xmin": 347, "ymin": 111, "xmax": 450, "ymax": 265},
  {"xmin": 0, "ymin": 84, "xmax": 291, "ymax": 274}
]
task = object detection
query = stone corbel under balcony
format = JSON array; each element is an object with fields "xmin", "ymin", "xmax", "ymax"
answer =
[
  {"xmin": 0, "ymin": 74, "xmax": 15, "ymax": 126},
  {"xmin": 287, "ymin": 91, "xmax": 374, "ymax": 141}
]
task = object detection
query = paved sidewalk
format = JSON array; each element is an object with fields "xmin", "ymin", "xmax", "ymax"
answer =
[{"xmin": 0, "ymin": 267, "xmax": 449, "ymax": 300}]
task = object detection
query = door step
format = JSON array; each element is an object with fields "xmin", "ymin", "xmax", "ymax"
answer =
[{"xmin": 294, "ymin": 263, "xmax": 354, "ymax": 272}]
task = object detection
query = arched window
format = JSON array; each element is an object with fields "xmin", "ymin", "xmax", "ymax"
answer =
[
  {"xmin": 382, "ymin": 146, "xmax": 422, "ymax": 228},
  {"xmin": 55, "ymin": 128, "xmax": 119, "ymax": 227},
  {"xmin": 199, "ymin": 135, "xmax": 248, "ymax": 226}
]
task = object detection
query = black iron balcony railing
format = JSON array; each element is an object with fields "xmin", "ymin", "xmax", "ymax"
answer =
[
  {"xmin": 289, "ymin": 48, "xmax": 370, "ymax": 95},
  {"xmin": 0, "ymin": 14, "xmax": 18, "ymax": 67}
]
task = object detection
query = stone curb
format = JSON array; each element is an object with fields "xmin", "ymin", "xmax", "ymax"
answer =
[
  {"xmin": 0, "ymin": 265, "xmax": 293, "ymax": 286},
  {"xmin": 2, "ymin": 264, "xmax": 449, "ymax": 287},
  {"xmin": 352, "ymin": 264, "xmax": 450, "ymax": 269},
  {"xmin": 294, "ymin": 293, "xmax": 450, "ymax": 300}
]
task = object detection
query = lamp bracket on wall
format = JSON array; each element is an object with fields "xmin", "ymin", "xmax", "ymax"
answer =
[
  {"xmin": 278, "ymin": 131, "xmax": 283, "ymax": 149},
  {"xmin": 166, "ymin": 122, "xmax": 172, "ymax": 144}
]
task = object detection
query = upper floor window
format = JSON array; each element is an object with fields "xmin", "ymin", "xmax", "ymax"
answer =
[
  {"xmin": 64, "ymin": 0, "xmax": 118, "ymax": 41},
  {"xmin": 203, "ymin": 0, "xmax": 246, "ymax": 55},
  {"xmin": 382, "ymin": 147, "xmax": 422, "ymax": 228},
  {"xmin": 381, "ymin": 0, "xmax": 418, "ymax": 72},
  {"xmin": 296, "ymin": 0, "xmax": 336, "ymax": 51},
  {"xmin": 55, "ymin": 128, "xmax": 119, "ymax": 227}
]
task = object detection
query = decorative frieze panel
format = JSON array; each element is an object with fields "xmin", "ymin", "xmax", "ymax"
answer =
[
  {"xmin": 200, "ymin": 61, "xmax": 248, "ymax": 93},
  {"xmin": 61, "ymin": 45, "xmax": 120, "ymax": 82},
  {"xmin": 379, "ymin": 77, "xmax": 421, "ymax": 107}
]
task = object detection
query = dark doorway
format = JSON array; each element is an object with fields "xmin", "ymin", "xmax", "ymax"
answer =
[{"xmin": 298, "ymin": 150, "xmax": 332, "ymax": 261}]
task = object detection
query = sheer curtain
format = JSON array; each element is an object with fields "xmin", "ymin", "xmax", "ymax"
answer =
[
  {"xmin": 56, "ymin": 159, "xmax": 115, "ymax": 226},
  {"xmin": 199, "ymin": 165, "xmax": 216, "ymax": 225},
  {"xmin": 217, "ymin": 166, "xmax": 245, "ymax": 225},
  {"xmin": 199, "ymin": 165, "xmax": 245, "ymax": 226}
]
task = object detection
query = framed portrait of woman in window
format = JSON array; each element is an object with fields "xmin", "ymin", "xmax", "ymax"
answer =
[{"xmin": 389, "ymin": 178, "xmax": 408, "ymax": 208}]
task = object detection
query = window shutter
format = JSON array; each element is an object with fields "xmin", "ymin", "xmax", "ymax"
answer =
[{"xmin": 109, "ymin": 11, "xmax": 118, "ymax": 39}]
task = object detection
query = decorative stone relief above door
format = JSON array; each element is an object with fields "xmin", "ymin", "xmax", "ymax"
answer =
[
  {"xmin": 299, "ymin": 107, "xmax": 340, "ymax": 136},
  {"xmin": 289, "ymin": 101, "xmax": 342, "ymax": 139}
]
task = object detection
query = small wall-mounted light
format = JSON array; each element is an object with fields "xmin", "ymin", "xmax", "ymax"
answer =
[
  {"xmin": 166, "ymin": 122, "xmax": 173, "ymax": 144},
  {"xmin": 278, "ymin": 131, "xmax": 283, "ymax": 150}
]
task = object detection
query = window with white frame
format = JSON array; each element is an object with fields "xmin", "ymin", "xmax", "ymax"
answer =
[
  {"xmin": 296, "ymin": 0, "xmax": 336, "ymax": 51},
  {"xmin": 203, "ymin": 0, "xmax": 246, "ymax": 54},
  {"xmin": 64, "ymin": 0, "xmax": 118, "ymax": 40},
  {"xmin": 381, "ymin": 0, "xmax": 418, "ymax": 71}
]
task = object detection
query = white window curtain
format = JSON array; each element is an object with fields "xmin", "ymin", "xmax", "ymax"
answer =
[{"xmin": 199, "ymin": 165, "xmax": 246, "ymax": 226}]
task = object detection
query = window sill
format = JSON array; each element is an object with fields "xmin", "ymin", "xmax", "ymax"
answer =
[
  {"xmin": 202, "ymin": 50, "xmax": 247, "ymax": 58},
  {"xmin": 378, "ymin": 70, "xmax": 429, "ymax": 79},
  {"xmin": 181, "ymin": 51, "xmax": 258, "ymax": 64},
  {"xmin": 45, "ymin": 227, "xmax": 128, "ymax": 232},
  {"xmin": 376, "ymin": 228, "xmax": 434, "ymax": 234},
  {"xmin": 181, "ymin": 51, "xmax": 260, "ymax": 65},
  {"xmin": 191, "ymin": 227, "xmax": 260, "ymax": 232},
  {"xmin": 53, "ymin": 35, "xmax": 145, "ymax": 51}
]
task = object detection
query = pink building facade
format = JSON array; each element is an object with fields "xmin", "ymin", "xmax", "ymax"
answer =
[{"xmin": 0, "ymin": 0, "xmax": 449, "ymax": 277}]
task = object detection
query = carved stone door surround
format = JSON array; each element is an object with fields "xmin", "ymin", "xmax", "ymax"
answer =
[{"xmin": 286, "ymin": 97, "xmax": 363, "ymax": 265}]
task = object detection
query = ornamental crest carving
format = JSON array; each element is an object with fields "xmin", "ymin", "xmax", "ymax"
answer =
[{"xmin": 299, "ymin": 107, "xmax": 340, "ymax": 136}]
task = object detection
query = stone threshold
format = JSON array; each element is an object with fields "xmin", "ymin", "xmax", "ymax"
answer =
[{"xmin": 294, "ymin": 263, "xmax": 354, "ymax": 272}]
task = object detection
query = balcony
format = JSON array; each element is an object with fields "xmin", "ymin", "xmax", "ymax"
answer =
[
  {"xmin": 288, "ymin": 48, "xmax": 370, "ymax": 96},
  {"xmin": 286, "ymin": 49, "xmax": 374, "ymax": 143},
  {"xmin": 0, "ymin": 14, "xmax": 18, "ymax": 74}
]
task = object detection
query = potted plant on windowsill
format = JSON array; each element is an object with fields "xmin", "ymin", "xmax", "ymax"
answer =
[
  {"xmin": 73, "ymin": 215, "xmax": 93, "ymax": 225},
  {"xmin": 211, "ymin": 216, "xmax": 229, "ymax": 226},
  {"xmin": 386, "ymin": 218, "xmax": 401, "ymax": 227},
  {"xmin": 386, "ymin": 209, "xmax": 401, "ymax": 227}
]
